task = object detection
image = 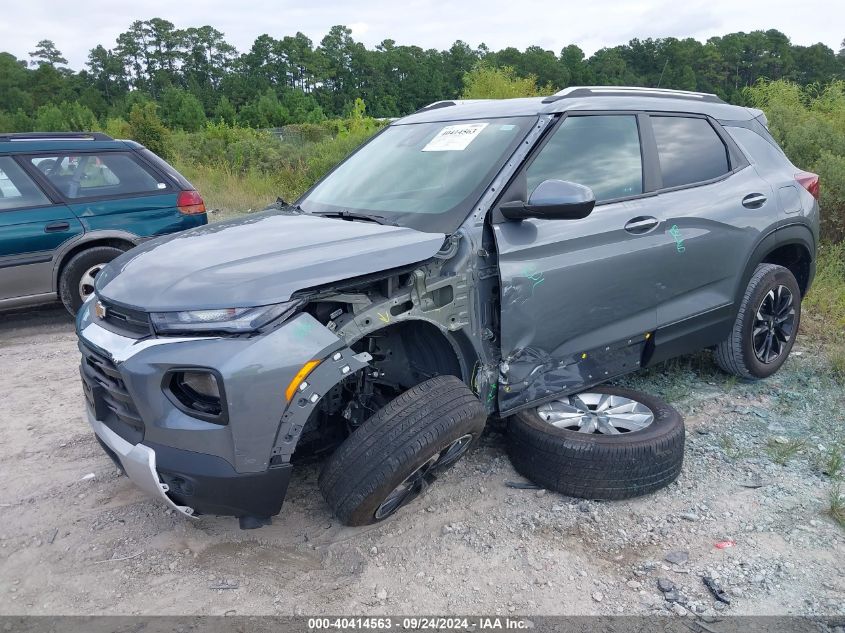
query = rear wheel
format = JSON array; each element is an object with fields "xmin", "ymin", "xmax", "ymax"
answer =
[
  {"xmin": 714, "ymin": 263, "xmax": 801, "ymax": 379},
  {"xmin": 59, "ymin": 246, "xmax": 126, "ymax": 315},
  {"xmin": 319, "ymin": 375, "xmax": 487, "ymax": 526}
]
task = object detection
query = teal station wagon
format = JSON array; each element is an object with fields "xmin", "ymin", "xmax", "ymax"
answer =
[{"xmin": 0, "ymin": 132, "xmax": 207, "ymax": 314}]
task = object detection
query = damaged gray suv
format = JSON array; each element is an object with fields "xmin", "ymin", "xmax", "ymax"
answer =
[{"xmin": 77, "ymin": 87, "xmax": 819, "ymax": 528}]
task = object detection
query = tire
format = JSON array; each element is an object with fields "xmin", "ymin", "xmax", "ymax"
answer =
[
  {"xmin": 59, "ymin": 246, "xmax": 126, "ymax": 315},
  {"xmin": 506, "ymin": 385, "xmax": 684, "ymax": 500},
  {"xmin": 319, "ymin": 375, "xmax": 487, "ymax": 526},
  {"xmin": 714, "ymin": 263, "xmax": 801, "ymax": 380}
]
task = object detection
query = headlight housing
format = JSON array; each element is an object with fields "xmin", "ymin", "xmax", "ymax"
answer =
[{"xmin": 150, "ymin": 301, "xmax": 299, "ymax": 334}]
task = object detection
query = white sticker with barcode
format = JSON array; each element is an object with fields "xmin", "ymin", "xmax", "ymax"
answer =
[{"xmin": 422, "ymin": 123, "xmax": 488, "ymax": 152}]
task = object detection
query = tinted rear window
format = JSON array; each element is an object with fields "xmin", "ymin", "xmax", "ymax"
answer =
[
  {"xmin": 31, "ymin": 152, "xmax": 168, "ymax": 199},
  {"xmin": 651, "ymin": 116, "xmax": 730, "ymax": 188}
]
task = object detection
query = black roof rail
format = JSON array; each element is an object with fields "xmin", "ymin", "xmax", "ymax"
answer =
[
  {"xmin": 542, "ymin": 86, "xmax": 725, "ymax": 105},
  {"xmin": 414, "ymin": 101, "xmax": 457, "ymax": 113},
  {"xmin": 0, "ymin": 132, "xmax": 114, "ymax": 142}
]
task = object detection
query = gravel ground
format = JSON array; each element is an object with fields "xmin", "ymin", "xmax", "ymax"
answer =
[{"xmin": 0, "ymin": 304, "xmax": 843, "ymax": 616}]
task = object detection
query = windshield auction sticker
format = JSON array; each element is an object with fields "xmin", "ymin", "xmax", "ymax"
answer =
[{"xmin": 422, "ymin": 123, "xmax": 488, "ymax": 151}]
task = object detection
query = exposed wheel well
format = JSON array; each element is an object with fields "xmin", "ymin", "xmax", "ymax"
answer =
[
  {"xmin": 56, "ymin": 238, "xmax": 135, "ymax": 286},
  {"xmin": 353, "ymin": 320, "xmax": 465, "ymax": 387},
  {"xmin": 761, "ymin": 243, "xmax": 812, "ymax": 296}
]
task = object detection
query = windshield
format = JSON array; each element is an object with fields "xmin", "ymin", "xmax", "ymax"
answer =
[{"xmin": 299, "ymin": 116, "xmax": 536, "ymax": 233}]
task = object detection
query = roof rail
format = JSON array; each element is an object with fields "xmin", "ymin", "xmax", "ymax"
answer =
[
  {"xmin": 0, "ymin": 132, "xmax": 114, "ymax": 142},
  {"xmin": 542, "ymin": 86, "xmax": 724, "ymax": 105},
  {"xmin": 414, "ymin": 101, "xmax": 457, "ymax": 114}
]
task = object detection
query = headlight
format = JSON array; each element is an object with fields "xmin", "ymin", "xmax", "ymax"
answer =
[{"xmin": 150, "ymin": 301, "xmax": 299, "ymax": 334}]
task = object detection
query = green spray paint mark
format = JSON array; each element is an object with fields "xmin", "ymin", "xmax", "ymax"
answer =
[
  {"xmin": 668, "ymin": 224, "xmax": 686, "ymax": 253},
  {"xmin": 486, "ymin": 382, "xmax": 497, "ymax": 404}
]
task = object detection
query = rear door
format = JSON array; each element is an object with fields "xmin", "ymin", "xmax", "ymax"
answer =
[
  {"xmin": 25, "ymin": 151, "xmax": 184, "ymax": 237},
  {"xmin": 643, "ymin": 114, "xmax": 774, "ymax": 361},
  {"xmin": 495, "ymin": 113, "xmax": 662, "ymax": 413},
  {"xmin": 0, "ymin": 156, "xmax": 81, "ymax": 301}
]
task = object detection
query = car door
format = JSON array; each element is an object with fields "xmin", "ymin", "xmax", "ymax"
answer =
[
  {"xmin": 494, "ymin": 113, "xmax": 662, "ymax": 413},
  {"xmin": 642, "ymin": 114, "xmax": 774, "ymax": 363},
  {"xmin": 0, "ymin": 156, "xmax": 82, "ymax": 302},
  {"xmin": 26, "ymin": 151, "xmax": 180, "ymax": 236}
]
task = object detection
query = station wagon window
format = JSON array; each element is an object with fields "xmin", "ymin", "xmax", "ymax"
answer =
[
  {"xmin": 651, "ymin": 116, "xmax": 730, "ymax": 188},
  {"xmin": 526, "ymin": 115, "xmax": 643, "ymax": 202},
  {"xmin": 30, "ymin": 153, "xmax": 167, "ymax": 199},
  {"xmin": 0, "ymin": 157, "xmax": 51, "ymax": 210}
]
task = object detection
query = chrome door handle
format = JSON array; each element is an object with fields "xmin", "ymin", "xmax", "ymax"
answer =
[
  {"xmin": 742, "ymin": 193, "xmax": 767, "ymax": 209},
  {"xmin": 624, "ymin": 216, "xmax": 659, "ymax": 234}
]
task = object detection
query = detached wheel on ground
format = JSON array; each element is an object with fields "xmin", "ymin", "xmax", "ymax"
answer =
[
  {"xmin": 714, "ymin": 263, "xmax": 801, "ymax": 380},
  {"xmin": 506, "ymin": 385, "xmax": 684, "ymax": 500},
  {"xmin": 319, "ymin": 375, "xmax": 487, "ymax": 526},
  {"xmin": 59, "ymin": 246, "xmax": 126, "ymax": 315}
]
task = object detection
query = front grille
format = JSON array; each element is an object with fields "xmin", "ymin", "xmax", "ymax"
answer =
[
  {"xmin": 96, "ymin": 298, "xmax": 152, "ymax": 338},
  {"xmin": 79, "ymin": 341, "xmax": 144, "ymax": 444}
]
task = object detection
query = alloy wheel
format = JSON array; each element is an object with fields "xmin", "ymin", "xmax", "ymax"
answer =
[
  {"xmin": 752, "ymin": 284, "xmax": 796, "ymax": 364},
  {"xmin": 374, "ymin": 433, "xmax": 474, "ymax": 520},
  {"xmin": 536, "ymin": 392, "xmax": 655, "ymax": 434}
]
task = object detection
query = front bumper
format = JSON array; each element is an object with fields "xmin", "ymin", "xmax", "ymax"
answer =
[
  {"xmin": 88, "ymin": 405, "xmax": 292, "ymax": 518},
  {"xmin": 77, "ymin": 300, "xmax": 356, "ymax": 520}
]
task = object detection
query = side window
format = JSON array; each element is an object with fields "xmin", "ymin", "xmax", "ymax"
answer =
[
  {"xmin": 651, "ymin": 116, "xmax": 730, "ymax": 188},
  {"xmin": 0, "ymin": 157, "xmax": 51, "ymax": 210},
  {"xmin": 526, "ymin": 115, "xmax": 643, "ymax": 202},
  {"xmin": 30, "ymin": 153, "xmax": 167, "ymax": 199}
]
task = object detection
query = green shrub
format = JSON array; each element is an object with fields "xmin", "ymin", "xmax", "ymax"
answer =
[{"xmin": 746, "ymin": 80, "xmax": 845, "ymax": 241}]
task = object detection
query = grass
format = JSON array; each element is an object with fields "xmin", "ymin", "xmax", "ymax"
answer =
[
  {"xmin": 766, "ymin": 437, "xmax": 806, "ymax": 465},
  {"xmin": 720, "ymin": 435, "xmax": 750, "ymax": 460},
  {"xmin": 828, "ymin": 483, "xmax": 845, "ymax": 529},
  {"xmin": 177, "ymin": 163, "xmax": 284, "ymax": 216},
  {"xmin": 816, "ymin": 444, "xmax": 844, "ymax": 478},
  {"xmin": 801, "ymin": 243, "xmax": 845, "ymax": 362}
]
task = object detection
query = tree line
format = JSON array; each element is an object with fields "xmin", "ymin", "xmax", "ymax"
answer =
[{"xmin": 1, "ymin": 19, "xmax": 844, "ymax": 132}]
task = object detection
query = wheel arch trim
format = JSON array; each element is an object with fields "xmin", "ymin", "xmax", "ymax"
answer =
[{"xmin": 51, "ymin": 230, "xmax": 142, "ymax": 291}]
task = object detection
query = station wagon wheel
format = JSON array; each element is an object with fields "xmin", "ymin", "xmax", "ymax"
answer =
[
  {"xmin": 78, "ymin": 263, "xmax": 108, "ymax": 302},
  {"xmin": 59, "ymin": 245, "xmax": 127, "ymax": 316},
  {"xmin": 715, "ymin": 263, "xmax": 801, "ymax": 380}
]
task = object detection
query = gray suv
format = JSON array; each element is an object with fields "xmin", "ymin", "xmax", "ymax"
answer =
[{"xmin": 76, "ymin": 87, "xmax": 819, "ymax": 528}]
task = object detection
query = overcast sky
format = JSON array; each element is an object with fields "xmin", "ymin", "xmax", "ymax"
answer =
[{"xmin": 2, "ymin": 0, "xmax": 842, "ymax": 69}]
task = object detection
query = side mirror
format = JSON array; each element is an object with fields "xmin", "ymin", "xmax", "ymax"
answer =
[{"xmin": 500, "ymin": 179, "xmax": 596, "ymax": 221}]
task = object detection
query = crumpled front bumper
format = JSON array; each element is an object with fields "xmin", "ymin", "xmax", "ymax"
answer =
[
  {"xmin": 77, "ymin": 299, "xmax": 359, "ymax": 520},
  {"xmin": 87, "ymin": 407, "xmax": 196, "ymax": 517}
]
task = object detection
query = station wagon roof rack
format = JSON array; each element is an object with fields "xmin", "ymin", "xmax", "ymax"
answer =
[
  {"xmin": 542, "ymin": 86, "xmax": 725, "ymax": 104},
  {"xmin": 0, "ymin": 132, "xmax": 114, "ymax": 142}
]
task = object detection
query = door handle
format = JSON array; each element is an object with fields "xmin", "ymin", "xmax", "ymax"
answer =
[
  {"xmin": 624, "ymin": 216, "xmax": 659, "ymax": 234},
  {"xmin": 44, "ymin": 221, "xmax": 70, "ymax": 233},
  {"xmin": 742, "ymin": 193, "xmax": 767, "ymax": 209}
]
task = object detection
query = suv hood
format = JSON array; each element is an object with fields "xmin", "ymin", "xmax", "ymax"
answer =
[{"xmin": 95, "ymin": 210, "xmax": 446, "ymax": 312}]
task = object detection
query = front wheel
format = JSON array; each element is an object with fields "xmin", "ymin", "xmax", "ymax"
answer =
[
  {"xmin": 318, "ymin": 375, "xmax": 487, "ymax": 526},
  {"xmin": 714, "ymin": 263, "xmax": 801, "ymax": 379},
  {"xmin": 59, "ymin": 246, "xmax": 126, "ymax": 315}
]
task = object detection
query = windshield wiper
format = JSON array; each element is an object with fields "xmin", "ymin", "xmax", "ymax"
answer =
[{"xmin": 312, "ymin": 210, "xmax": 397, "ymax": 226}]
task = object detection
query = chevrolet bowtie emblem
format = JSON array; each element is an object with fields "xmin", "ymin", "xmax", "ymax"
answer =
[{"xmin": 94, "ymin": 301, "xmax": 107, "ymax": 319}]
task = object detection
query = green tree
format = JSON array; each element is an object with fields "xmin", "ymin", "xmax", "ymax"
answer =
[
  {"xmin": 29, "ymin": 40, "xmax": 67, "ymax": 67},
  {"xmin": 127, "ymin": 102, "xmax": 170, "ymax": 158},
  {"xmin": 213, "ymin": 95, "xmax": 237, "ymax": 124}
]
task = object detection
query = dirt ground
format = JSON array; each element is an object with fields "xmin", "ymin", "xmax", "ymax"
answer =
[{"xmin": 0, "ymin": 304, "xmax": 843, "ymax": 617}]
